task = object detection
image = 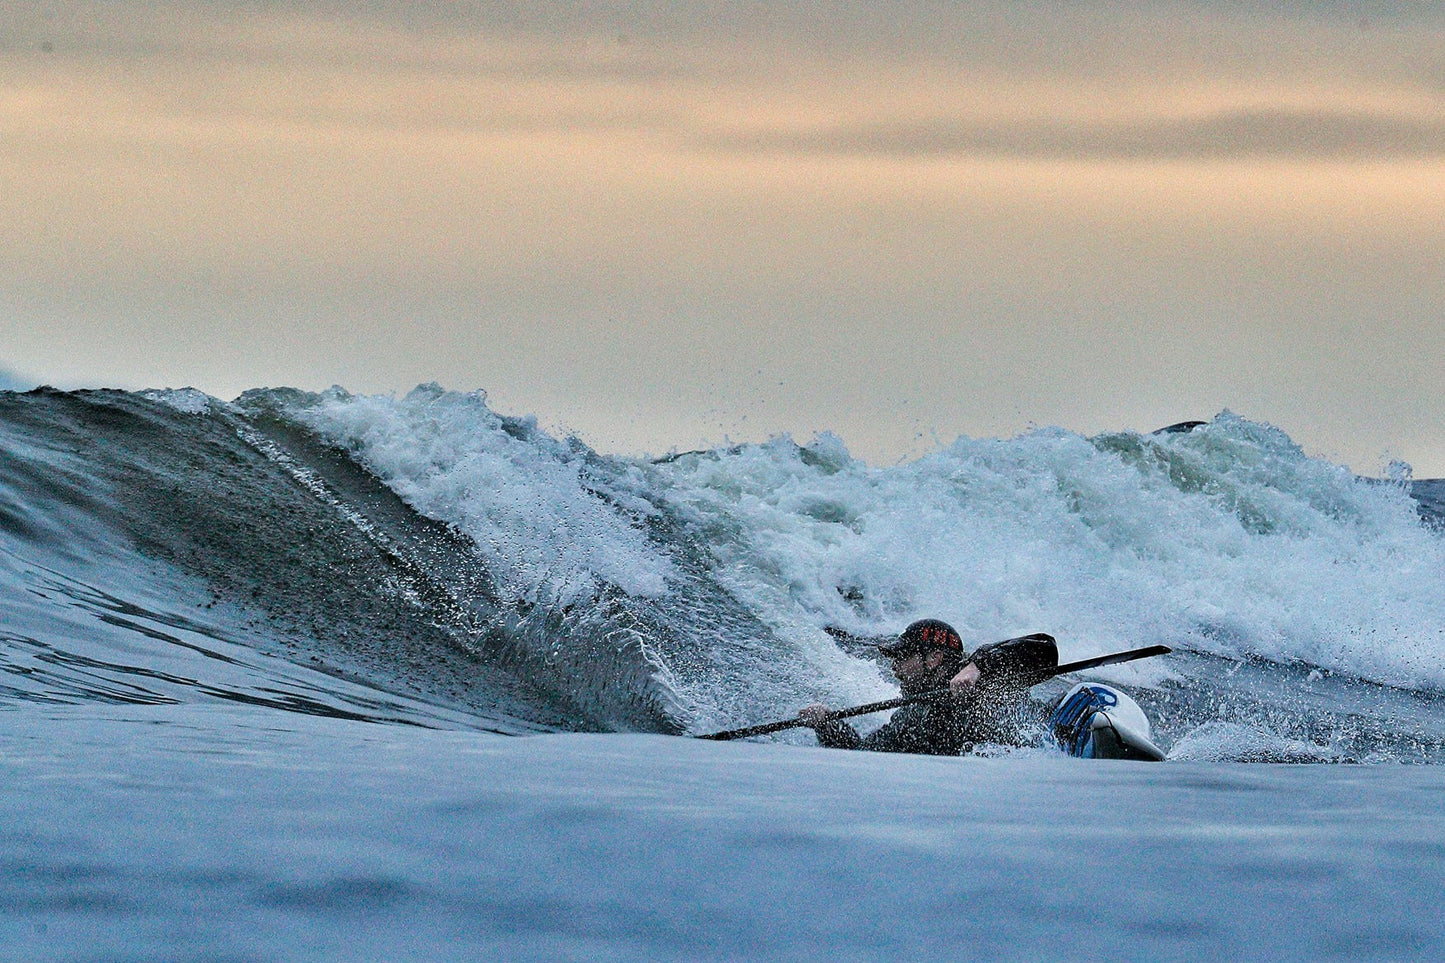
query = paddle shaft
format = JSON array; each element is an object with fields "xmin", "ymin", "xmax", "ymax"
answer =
[{"xmin": 697, "ymin": 644, "xmax": 1171, "ymax": 741}]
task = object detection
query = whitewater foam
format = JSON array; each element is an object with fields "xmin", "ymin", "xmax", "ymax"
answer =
[
  {"xmin": 291, "ymin": 385, "xmax": 674, "ymax": 606},
  {"xmin": 141, "ymin": 387, "xmax": 221, "ymax": 415},
  {"xmin": 275, "ymin": 385, "xmax": 1445, "ymax": 729},
  {"xmin": 7, "ymin": 385, "xmax": 1445, "ymax": 754},
  {"xmin": 645, "ymin": 413, "xmax": 1445, "ymax": 695}
]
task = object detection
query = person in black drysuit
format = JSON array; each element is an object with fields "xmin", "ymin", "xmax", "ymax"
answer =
[{"xmin": 798, "ymin": 619, "xmax": 1058, "ymax": 756}]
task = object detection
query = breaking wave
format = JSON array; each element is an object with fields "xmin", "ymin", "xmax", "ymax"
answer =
[{"xmin": 4, "ymin": 384, "xmax": 1445, "ymax": 761}]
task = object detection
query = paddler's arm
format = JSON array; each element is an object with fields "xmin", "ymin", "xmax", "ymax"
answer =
[
  {"xmin": 949, "ymin": 661, "xmax": 981, "ymax": 695},
  {"xmin": 949, "ymin": 633, "xmax": 1059, "ymax": 696},
  {"xmin": 801, "ymin": 702, "xmax": 940, "ymax": 754},
  {"xmin": 798, "ymin": 704, "xmax": 862, "ymax": 750}
]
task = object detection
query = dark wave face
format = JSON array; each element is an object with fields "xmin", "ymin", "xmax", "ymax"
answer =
[
  {"xmin": 0, "ymin": 387, "xmax": 790, "ymax": 735},
  {"xmin": 3, "ymin": 386, "xmax": 1445, "ymax": 761}
]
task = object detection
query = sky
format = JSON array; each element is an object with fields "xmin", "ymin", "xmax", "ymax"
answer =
[{"xmin": 2, "ymin": 1, "xmax": 1443, "ymax": 474}]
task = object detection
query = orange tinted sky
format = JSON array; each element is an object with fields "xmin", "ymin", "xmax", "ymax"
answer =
[{"xmin": 3, "ymin": 2, "xmax": 1443, "ymax": 472}]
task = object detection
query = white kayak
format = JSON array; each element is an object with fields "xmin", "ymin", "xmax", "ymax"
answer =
[{"xmin": 1049, "ymin": 682, "xmax": 1167, "ymax": 762}]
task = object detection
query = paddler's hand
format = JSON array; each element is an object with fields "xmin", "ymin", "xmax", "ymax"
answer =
[
  {"xmin": 949, "ymin": 662, "xmax": 981, "ymax": 697},
  {"xmin": 797, "ymin": 704, "xmax": 834, "ymax": 728}
]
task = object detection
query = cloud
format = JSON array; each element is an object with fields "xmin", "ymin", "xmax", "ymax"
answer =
[
  {"xmin": 2, "ymin": 0, "xmax": 1443, "ymax": 473},
  {"xmin": 720, "ymin": 108, "xmax": 1445, "ymax": 161}
]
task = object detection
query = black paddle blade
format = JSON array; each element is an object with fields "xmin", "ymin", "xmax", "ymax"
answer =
[
  {"xmin": 822, "ymin": 626, "xmax": 895, "ymax": 657},
  {"xmin": 1055, "ymin": 645, "xmax": 1171, "ymax": 675}
]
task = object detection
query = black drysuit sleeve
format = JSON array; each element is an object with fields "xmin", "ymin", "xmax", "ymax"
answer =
[
  {"xmin": 968, "ymin": 633, "xmax": 1058, "ymax": 692},
  {"xmin": 814, "ymin": 702, "xmax": 956, "ymax": 754}
]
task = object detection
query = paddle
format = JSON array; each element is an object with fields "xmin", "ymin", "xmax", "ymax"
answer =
[{"xmin": 697, "ymin": 644, "xmax": 1171, "ymax": 741}]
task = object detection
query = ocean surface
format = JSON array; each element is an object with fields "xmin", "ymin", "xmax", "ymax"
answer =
[{"xmin": 4, "ymin": 385, "xmax": 1445, "ymax": 960}]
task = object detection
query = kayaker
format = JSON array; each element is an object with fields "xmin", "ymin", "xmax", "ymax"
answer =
[{"xmin": 798, "ymin": 619, "xmax": 1058, "ymax": 755}]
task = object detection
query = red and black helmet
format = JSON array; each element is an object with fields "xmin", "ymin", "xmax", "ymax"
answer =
[{"xmin": 877, "ymin": 619, "xmax": 963, "ymax": 657}]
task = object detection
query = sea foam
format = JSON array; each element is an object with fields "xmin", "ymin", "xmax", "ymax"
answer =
[{"xmin": 296, "ymin": 388, "xmax": 1445, "ymax": 701}]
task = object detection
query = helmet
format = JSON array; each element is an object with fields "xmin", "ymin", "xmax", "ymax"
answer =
[{"xmin": 877, "ymin": 619, "xmax": 962, "ymax": 657}]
